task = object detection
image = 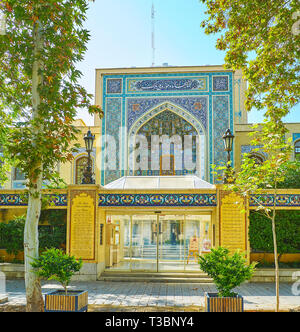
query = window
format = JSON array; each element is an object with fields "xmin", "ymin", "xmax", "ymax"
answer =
[
  {"xmin": 75, "ymin": 156, "xmax": 88, "ymax": 184},
  {"xmin": 249, "ymin": 153, "xmax": 265, "ymax": 165},
  {"xmin": 295, "ymin": 140, "xmax": 300, "ymax": 161},
  {"xmin": 13, "ymin": 168, "xmax": 25, "ymax": 181}
]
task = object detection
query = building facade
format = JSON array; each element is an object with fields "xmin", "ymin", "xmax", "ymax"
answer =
[{"xmin": 0, "ymin": 65, "xmax": 299, "ymax": 279}]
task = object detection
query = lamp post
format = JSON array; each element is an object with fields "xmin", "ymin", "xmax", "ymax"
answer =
[
  {"xmin": 222, "ymin": 129, "xmax": 235, "ymax": 184},
  {"xmin": 82, "ymin": 129, "xmax": 95, "ymax": 185}
]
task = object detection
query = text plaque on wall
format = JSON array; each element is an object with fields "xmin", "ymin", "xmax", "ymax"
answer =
[
  {"xmin": 220, "ymin": 192, "xmax": 247, "ymax": 254},
  {"xmin": 70, "ymin": 191, "xmax": 96, "ymax": 261}
]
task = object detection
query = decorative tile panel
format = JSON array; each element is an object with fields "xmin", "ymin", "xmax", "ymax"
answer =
[
  {"xmin": 293, "ymin": 133, "xmax": 300, "ymax": 142},
  {"xmin": 0, "ymin": 193, "xmax": 67, "ymax": 207},
  {"xmin": 250, "ymin": 194, "xmax": 300, "ymax": 207},
  {"xmin": 101, "ymin": 72, "xmax": 234, "ymax": 185},
  {"xmin": 0, "ymin": 193, "xmax": 27, "ymax": 206},
  {"xmin": 127, "ymin": 77, "xmax": 208, "ymax": 93},
  {"xmin": 213, "ymin": 95, "xmax": 229, "ymax": 166},
  {"xmin": 104, "ymin": 98, "xmax": 122, "ymax": 184},
  {"xmin": 107, "ymin": 78, "xmax": 122, "ymax": 94},
  {"xmin": 213, "ymin": 76, "xmax": 229, "ymax": 92},
  {"xmin": 127, "ymin": 97, "xmax": 208, "ymax": 131},
  {"xmin": 46, "ymin": 194, "xmax": 68, "ymax": 207},
  {"xmin": 98, "ymin": 193, "xmax": 217, "ymax": 207}
]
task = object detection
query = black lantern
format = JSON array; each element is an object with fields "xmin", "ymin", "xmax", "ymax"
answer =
[
  {"xmin": 82, "ymin": 129, "xmax": 95, "ymax": 185},
  {"xmin": 84, "ymin": 129, "xmax": 95, "ymax": 153},
  {"xmin": 222, "ymin": 129, "xmax": 235, "ymax": 184},
  {"xmin": 223, "ymin": 129, "xmax": 235, "ymax": 153}
]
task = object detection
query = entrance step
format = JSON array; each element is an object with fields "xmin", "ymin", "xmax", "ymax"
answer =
[{"xmin": 99, "ymin": 272, "xmax": 213, "ymax": 283}]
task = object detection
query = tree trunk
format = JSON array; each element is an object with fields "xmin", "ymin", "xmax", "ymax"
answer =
[
  {"xmin": 24, "ymin": 19, "xmax": 44, "ymax": 312},
  {"xmin": 24, "ymin": 179, "xmax": 44, "ymax": 312}
]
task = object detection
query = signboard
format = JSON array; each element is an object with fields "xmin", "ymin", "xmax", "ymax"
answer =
[{"xmin": 69, "ymin": 191, "xmax": 96, "ymax": 261}]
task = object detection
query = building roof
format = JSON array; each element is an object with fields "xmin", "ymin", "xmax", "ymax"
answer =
[{"xmin": 104, "ymin": 176, "xmax": 215, "ymax": 190}]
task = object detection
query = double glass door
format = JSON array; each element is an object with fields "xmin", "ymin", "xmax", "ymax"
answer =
[{"xmin": 106, "ymin": 213, "xmax": 212, "ymax": 272}]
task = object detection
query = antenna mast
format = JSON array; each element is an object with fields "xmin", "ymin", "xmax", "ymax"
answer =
[{"xmin": 151, "ymin": 2, "xmax": 155, "ymax": 67}]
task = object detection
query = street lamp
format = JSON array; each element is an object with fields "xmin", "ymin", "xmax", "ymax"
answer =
[
  {"xmin": 82, "ymin": 129, "xmax": 95, "ymax": 184},
  {"xmin": 222, "ymin": 129, "xmax": 235, "ymax": 184}
]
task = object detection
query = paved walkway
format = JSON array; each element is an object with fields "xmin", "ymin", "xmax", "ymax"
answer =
[{"xmin": 2, "ymin": 280, "xmax": 300, "ymax": 311}]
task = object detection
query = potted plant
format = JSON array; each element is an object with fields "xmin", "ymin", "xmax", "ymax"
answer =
[
  {"xmin": 199, "ymin": 247, "xmax": 256, "ymax": 312},
  {"xmin": 31, "ymin": 248, "xmax": 87, "ymax": 312}
]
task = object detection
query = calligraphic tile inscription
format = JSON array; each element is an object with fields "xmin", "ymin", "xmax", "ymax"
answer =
[
  {"xmin": 220, "ymin": 192, "xmax": 247, "ymax": 254},
  {"xmin": 69, "ymin": 191, "xmax": 96, "ymax": 261}
]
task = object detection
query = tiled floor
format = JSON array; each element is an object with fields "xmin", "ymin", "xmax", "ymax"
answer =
[{"xmin": 3, "ymin": 279, "xmax": 300, "ymax": 311}]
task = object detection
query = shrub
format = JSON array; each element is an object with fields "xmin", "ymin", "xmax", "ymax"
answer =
[
  {"xmin": 198, "ymin": 247, "xmax": 256, "ymax": 298},
  {"xmin": 0, "ymin": 211, "xmax": 67, "ymax": 261},
  {"xmin": 249, "ymin": 211, "xmax": 300, "ymax": 255},
  {"xmin": 0, "ymin": 216, "xmax": 25, "ymax": 256},
  {"xmin": 31, "ymin": 248, "xmax": 82, "ymax": 295}
]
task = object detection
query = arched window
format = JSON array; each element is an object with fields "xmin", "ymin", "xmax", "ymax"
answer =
[
  {"xmin": 295, "ymin": 140, "xmax": 300, "ymax": 161},
  {"xmin": 134, "ymin": 110, "xmax": 198, "ymax": 176},
  {"xmin": 75, "ymin": 157, "xmax": 89, "ymax": 184},
  {"xmin": 249, "ymin": 153, "xmax": 265, "ymax": 165},
  {"xmin": 13, "ymin": 168, "xmax": 25, "ymax": 181}
]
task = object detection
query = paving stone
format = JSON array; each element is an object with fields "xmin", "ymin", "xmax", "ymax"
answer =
[{"xmin": 2, "ymin": 279, "xmax": 300, "ymax": 311}]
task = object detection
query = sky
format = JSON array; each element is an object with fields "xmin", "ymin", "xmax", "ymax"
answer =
[{"xmin": 75, "ymin": 0, "xmax": 300, "ymax": 126}]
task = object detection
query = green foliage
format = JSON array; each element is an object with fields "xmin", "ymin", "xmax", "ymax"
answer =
[
  {"xmin": 40, "ymin": 209, "xmax": 67, "ymax": 226},
  {"xmin": 277, "ymin": 161, "xmax": 300, "ymax": 189},
  {"xmin": 0, "ymin": 0, "xmax": 103, "ymax": 188},
  {"xmin": 0, "ymin": 211, "xmax": 67, "ymax": 258},
  {"xmin": 31, "ymin": 248, "xmax": 82, "ymax": 295},
  {"xmin": 38, "ymin": 226, "xmax": 66, "ymax": 250},
  {"xmin": 201, "ymin": 0, "xmax": 299, "ymax": 122},
  {"xmin": 0, "ymin": 216, "xmax": 25, "ymax": 255},
  {"xmin": 249, "ymin": 211, "xmax": 300, "ymax": 254},
  {"xmin": 198, "ymin": 247, "xmax": 256, "ymax": 298}
]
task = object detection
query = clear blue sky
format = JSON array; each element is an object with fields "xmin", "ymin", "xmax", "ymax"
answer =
[{"xmin": 76, "ymin": 0, "xmax": 300, "ymax": 126}]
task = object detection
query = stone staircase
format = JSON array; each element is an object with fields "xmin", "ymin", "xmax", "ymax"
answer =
[
  {"xmin": 133, "ymin": 244, "xmax": 191, "ymax": 260},
  {"xmin": 99, "ymin": 271, "xmax": 213, "ymax": 283}
]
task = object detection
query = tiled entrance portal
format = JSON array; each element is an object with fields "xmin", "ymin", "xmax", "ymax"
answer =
[{"xmin": 105, "ymin": 213, "xmax": 212, "ymax": 272}]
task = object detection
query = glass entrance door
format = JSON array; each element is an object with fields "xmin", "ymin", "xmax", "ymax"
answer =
[
  {"xmin": 106, "ymin": 213, "xmax": 212, "ymax": 272},
  {"xmin": 131, "ymin": 215, "xmax": 157, "ymax": 272},
  {"xmin": 158, "ymin": 215, "xmax": 185, "ymax": 272}
]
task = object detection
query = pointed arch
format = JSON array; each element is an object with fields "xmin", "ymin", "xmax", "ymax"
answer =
[
  {"xmin": 126, "ymin": 102, "xmax": 207, "ymax": 180},
  {"xmin": 129, "ymin": 102, "xmax": 206, "ymax": 138}
]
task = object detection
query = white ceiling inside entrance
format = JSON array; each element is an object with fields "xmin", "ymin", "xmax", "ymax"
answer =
[{"xmin": 104, "ymin": 176, "xmax": 215, "ymax": 190}]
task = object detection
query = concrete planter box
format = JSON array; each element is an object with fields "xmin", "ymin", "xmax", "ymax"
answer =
[
  {"xmin": 205, "ymin": 293, "xmax": 244, "ymax": 312},
  {"xmin": 251, "ymin": 253, "xmax": 300, "ymax": 264},
  {"xmin": 0, "ymin": 263, "xmax": 298, "ymax": 283},
  {"xmin": 0, "ymin": 263, "xmax": 101, "ymax": 281},
  {"xmin": 0, "ymin": 263, "xmax": 25, "ymax": 279},
  {"xmin": 251, "ymin": 269, "xmax": 297, "ymax": 283}
]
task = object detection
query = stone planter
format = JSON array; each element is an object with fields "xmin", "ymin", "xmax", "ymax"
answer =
[
  {"xmin": 205, "ymin": 292, "xmax": 244, "ymax": 312},
  {"xmin": 44, "ymin": 290, "xmax": 88, "ymax": 312}
]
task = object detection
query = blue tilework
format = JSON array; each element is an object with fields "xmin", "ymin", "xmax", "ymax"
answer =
[
  {"xmin": 127, "ymin": 77, "xmax": 208, "ymax": 93},
  {"xmin": 293, "ymin": 133, "xmax": 300, "ymax": 142},
  {"xmin": 99, "ymin": 193, "xmax": 217, "ymax": 207},
  {"xmin": 101, "ymin": 72, "xmax": 234, "ymax": 185},
  {"xmin": 107, "ymin": 79, "xmax": 122, "ymax": 94},
  {"xmin": 213, "ymin": 76, "xmax": 229, "ymax": 92}
]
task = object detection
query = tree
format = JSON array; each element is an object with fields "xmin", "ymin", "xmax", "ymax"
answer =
[
  {"xmin": 201, "ymin": 0, "xmax": 300, "ymax": 313},
  {"xmin": 227, "ymin": 125, "xmax": 294, "ymax": 312},
  {"xmin": 198, "ymin": 247, "xmax": 256, "ymax": 298},
  {"xmin": 200, "ymin": 0, "xmax": 300, "ymax": 124},
  {"xmin": 31, "ymin": 248, "xmax": 82, "ymax": 296},
  {"xmin": 0, "ymin": 0, "xmax": 102, "ymax": 312}
]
